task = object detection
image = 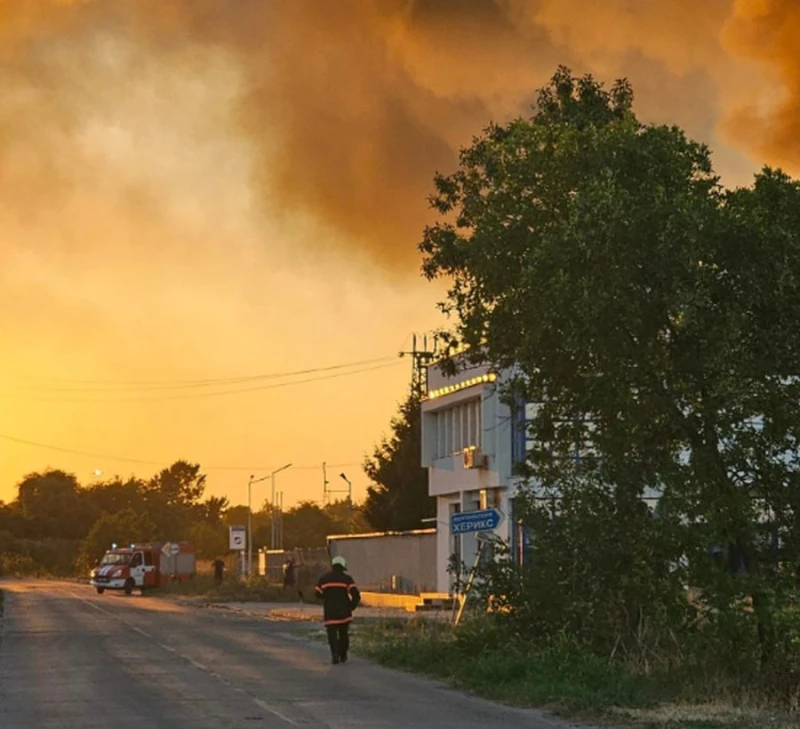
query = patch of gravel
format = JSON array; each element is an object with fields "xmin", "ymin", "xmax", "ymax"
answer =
[{"xmin": 611, "ymin": 701, "xmax": 796, "ymax": 728}]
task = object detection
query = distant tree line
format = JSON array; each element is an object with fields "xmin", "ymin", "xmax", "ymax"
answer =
[{"xmin": 0, "ymin": 461, "xmax": 370, "ymax": 577}]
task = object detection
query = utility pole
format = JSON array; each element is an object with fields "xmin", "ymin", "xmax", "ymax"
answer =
[
  {"xmin": 270, "ymin": 463, "xmax": 292, "ymax": 550},
  {"xmin": 277, "ymin": 491, "xmax": 284, "ymax": 550},
  {"xmin": 399, "ymin": 332, "xmax": 437, "ymax": 398},
  {"xmin": 248, "ymin": 475, "xmax": 253, "ymax": 580},
  {"xmin": 323, "ymin": 463, "xmax": 350, "ymax": 506}
]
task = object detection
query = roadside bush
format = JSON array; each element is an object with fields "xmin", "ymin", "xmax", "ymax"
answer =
[
  {"xmin": 0, "ymin": 553, "xmax": 39, "ymax": 577},
  {"xmin": 0, "ymin": 536, "xmax": 78, "ymax": 577},
  {"xmin": 448, "ymin": 476, "xmax": 800, "ymax": 713},
  {"xmin": 357, "ymin": 617, "xmax": 659, "ymax": 713},
  {"xmin": 758, "ymin": 603, "xmax": 800, "ymax": 710},
  {"xmin": 160, "ymin": 573, "xmax": 303, "ymax": 603},
  {"xmin": 472, "ymin": 479, "xmax": 691, "ymax": 662}
]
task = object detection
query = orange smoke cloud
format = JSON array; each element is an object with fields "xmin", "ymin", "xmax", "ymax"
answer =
[
  {"xmin": 721, "ymin": 0, "xmax": 800, "ymax": 170},
  {"xmin": 0, "ymin": 0, "xmax": 797, "ymax": 269}
]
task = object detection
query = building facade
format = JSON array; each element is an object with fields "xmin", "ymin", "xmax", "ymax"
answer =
[{"xmin": 420, "ymin": 358, "xmax": 522, "ymax": 594}]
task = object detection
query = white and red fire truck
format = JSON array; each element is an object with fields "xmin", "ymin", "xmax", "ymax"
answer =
[{"xmin": 89, "ymin": 542, "xmax": 196, "ymax": 595}]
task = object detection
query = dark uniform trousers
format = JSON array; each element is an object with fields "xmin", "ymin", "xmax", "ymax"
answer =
[{"xmin": 326, "ymin": 622, "xmax": 350, "ymax": 658}]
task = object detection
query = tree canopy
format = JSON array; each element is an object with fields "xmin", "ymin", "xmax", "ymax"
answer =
[
  {"xmin": 422, "ymin": 66, "xmax": 800, "ymax": 665},
  {"xmin": 362, "ymin": 391, "xmax": 434, "ymax": 532}
]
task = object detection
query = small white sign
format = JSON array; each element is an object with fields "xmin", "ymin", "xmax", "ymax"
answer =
[
  {"xmin": 170, "ymin": 543, "xmax": 180, "ymax": 556},
  {"xmin": 229, "ymin": 525, "xmax": 246, "ymax": 551},
  {"xmin": 161, "ymin": 542, "xmax": 172, "ymax": 557}
]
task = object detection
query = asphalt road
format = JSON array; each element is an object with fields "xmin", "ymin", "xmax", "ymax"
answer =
[{"xmin": 0, "ymin": 579, "xmax": 577, "ymax": 729}]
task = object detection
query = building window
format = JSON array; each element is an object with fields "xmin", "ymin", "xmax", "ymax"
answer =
[
  {"xmin": 522, "ymin": 408, "xmax": 599, "ymax": 465},
  {"xmin": 435, "ymin": 399, "xmax": 482, "ymax": 458},
  {"xmin": 468, "ymin": 402, "xmax": 478, "ymax": 449}
]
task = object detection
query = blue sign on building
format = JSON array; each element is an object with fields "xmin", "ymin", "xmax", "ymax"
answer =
[{"xmin": 451, "ymin": 508, "xmax": 503, "ymax": 535}]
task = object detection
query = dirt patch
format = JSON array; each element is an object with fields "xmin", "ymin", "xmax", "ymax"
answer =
[{"xmin": 611, "ymin": 702, "xmax": 797, "ymax": 728}]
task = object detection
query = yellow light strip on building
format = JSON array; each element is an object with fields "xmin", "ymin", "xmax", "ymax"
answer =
[{"xmin": 426, "ymin": 373, "xmax": 496, "ymax": 400}]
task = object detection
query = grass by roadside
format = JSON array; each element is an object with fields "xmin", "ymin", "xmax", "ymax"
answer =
[
  {"xmin": 350, "ymin": 619, "xmax": 797, "ymax": 729},
  {"xmin": 157, "ymin": 574, "xmax": 304, "ymax": 603}
]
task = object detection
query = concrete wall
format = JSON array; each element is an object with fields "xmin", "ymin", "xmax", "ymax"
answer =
[{"xmin": 327, "ymin": 529, "xmax": 437, "ymax": 594}]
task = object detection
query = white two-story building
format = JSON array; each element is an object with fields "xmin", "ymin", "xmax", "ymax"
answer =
[{"xmin": 421, "ymin": 358, "xmax": 526, "ymax": 594}]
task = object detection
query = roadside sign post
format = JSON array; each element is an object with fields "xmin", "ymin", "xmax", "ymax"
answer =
[
  {"xmin": 450, "ymin": 508, "xmax": 503, "ymax": 535},
  {"xmin": 449, "ymin": 509, "xmax": 505, "ymax": 626},
  {"xmin": 170, "ymin": 543, "xmax": 180, "ymax": 579},
  {"xmin": 229, "ymin": 526, "xmax": 246, "ymax": 550},
  {"xmin": 454, "ymin": 541, "xmax": 484, "ymax": 627},
  {"xmin": 229, "ymin": 526, "xmax": 246, "ymax": 577}
]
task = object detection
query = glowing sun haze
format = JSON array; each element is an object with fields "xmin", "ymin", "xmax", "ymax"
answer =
[{"xmin": 0, "ymin": 0, "xmax": 796, "ymax": 507}]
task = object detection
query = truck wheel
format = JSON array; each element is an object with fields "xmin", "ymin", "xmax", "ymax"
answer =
[
  {"xmin": 124, "ymin": 579, "xmax": 135, "ymax": 596},
  {"xmin": 95, "ymin": 587, "xmax": 105, "ymax": 595}
]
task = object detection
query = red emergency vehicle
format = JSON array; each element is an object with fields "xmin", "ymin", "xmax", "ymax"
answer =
[{"xmin": 89, "ymin": 542, "xmax": 196, "ymax": 595}]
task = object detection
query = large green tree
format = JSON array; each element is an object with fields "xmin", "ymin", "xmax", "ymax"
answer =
[
  {"xmin": 421, "ymin": 67, "xmax": 800, "ymax": 658},
  {"xmin": 363, "ymin": 391, "xmax": 433, "ymax": 531},
  {"xmin": 85, "ymin": 477, "xmax": 146, "ymax": 517},
  {"xmin": 147, "ymin": 461, "xmax": 206, "ymax": 508},
  {"xmin": 144, "ymin": 461, "xmax": 207, "ymax": 538},
  {"xmin": 323, "ymin": 499, "xmax": 371, "ymax": 535},
  {"xmin": 281, "ymin": 502, "xmax": 335, "ymax": 549},
  {"xmin": 78, "ymin": 508, "xmax": 157, "ymax": 570},
  {"xmin": 15, "ymin": 470, "xmax": 95, "ymax": 540}
]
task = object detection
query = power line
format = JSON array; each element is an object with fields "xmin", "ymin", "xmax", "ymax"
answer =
[
  {"xmin": 0, "ymin": 360, "xmax": 404, "ymax": 404},
  {"xmin": 0, "ymin": 433, "xmax": 361, "ymax": 473},
  {"xmin": 0, "ymin": 434, "xmax": 174, "ymax": 469},
  {"xmin": 0, "ymin": 355, "xmax": 397, "ymax": 393}
]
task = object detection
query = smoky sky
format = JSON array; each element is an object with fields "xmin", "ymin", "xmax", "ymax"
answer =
[{"xmin": 0, "ymin": 0, "xmax": 796, "ymax": 269}]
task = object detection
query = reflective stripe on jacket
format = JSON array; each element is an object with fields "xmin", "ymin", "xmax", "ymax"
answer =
[{"xmin": 315, "ymin": 567, "xmax": 360, "ymax": 626}]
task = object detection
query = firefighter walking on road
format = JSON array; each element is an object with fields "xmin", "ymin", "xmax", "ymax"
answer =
[{"xmin": 315, "ymin": 556, "xmax": 360, "ymax": 664}]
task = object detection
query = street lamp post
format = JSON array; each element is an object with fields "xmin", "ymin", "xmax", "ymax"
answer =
[
  {"xmin": 339, "ymin": 473, "xmax": 353, "ymax": 531},
  {"xmin": 270, "ymin": 463, "xmax": 292, "ymax": 550},
  {"xmin": 339, "ymin": 472, "xmax": 352, "ymax": 502},
  {"xmin": 248, "ymin": 473, "xmax": 270, "ymax": 579},
  {"xmin": 247, "ymin": 475, "xmax": 253, "ymax": 579}
]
